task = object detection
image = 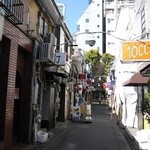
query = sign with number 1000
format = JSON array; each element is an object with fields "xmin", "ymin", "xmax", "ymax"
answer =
[{"xmin": 121, "ymin": 41, "xmax": 150, "ymax": 61}]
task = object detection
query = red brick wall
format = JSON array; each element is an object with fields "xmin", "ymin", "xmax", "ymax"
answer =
[
  {"xmin": 0, "ymin": 37, "xmax": 11, "ymax": 142},
  {"xmin": 1, "ymin": 19, "xmax": 33, "ymax": 149},
  {"xmin": 17, "ymin": 48, "xmax": 32, "ymax": 142}
]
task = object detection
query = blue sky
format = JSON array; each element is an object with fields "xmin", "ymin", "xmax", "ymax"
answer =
[{"xmin": 56, "ymin": 0, "xmax": 89, "ymax": 35}]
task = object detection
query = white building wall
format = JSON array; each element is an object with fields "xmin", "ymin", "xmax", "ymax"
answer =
[
  {"xmin": 113, "ymin": 0, "xmax": 150, "ymax": 129},
  {"xmin": 76, "ymin": 0, "xmax": 103, "ymax": 54},
  {"xmin": 105, "ymin": 0, "xmax": 116, "ymax": 55}
]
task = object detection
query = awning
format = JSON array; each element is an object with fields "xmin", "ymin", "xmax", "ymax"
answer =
[
  {"xmin": 122, "ymin": 73, "xmax": 149, "ymax": 86},
  {"xmin": 44, "ymin": 67, "xmax": 68, "ymax": 78},
  {"xmin": 140, "ymin": 64, "xmax": 150, "ymax": 77},
  {"xmin": 50, "ymin": 71, "xmax": 68, "ymax": 78}
]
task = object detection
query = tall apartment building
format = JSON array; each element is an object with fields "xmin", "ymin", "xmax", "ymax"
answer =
[
  {"xmin": 105, "ymin": 0, "xmax": 135, "ymax": 55},
  {"xmin": 75, "ymin": 0, "xmax": 104, "ymax": 54},
  {"xmin": 75, "ymin": 0, "xmax": 135, "ymax": 55}
]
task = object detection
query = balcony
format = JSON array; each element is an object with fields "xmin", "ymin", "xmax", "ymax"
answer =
[{"xmin": 0, "ymin": 0, "xmax": 24, "ymax": 24}]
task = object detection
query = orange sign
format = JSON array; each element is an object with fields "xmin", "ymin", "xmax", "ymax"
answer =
[{"xmin": 121, "ymin": 41, "xmax": 150, "ymax": 61}]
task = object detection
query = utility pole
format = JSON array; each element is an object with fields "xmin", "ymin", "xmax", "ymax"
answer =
[{"xmin": 102, "ymin": 0, "xmax": 106, "ymax": 53}]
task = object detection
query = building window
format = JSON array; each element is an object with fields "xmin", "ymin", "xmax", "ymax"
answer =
[
  {"xmin": 107, "ymin": 18, "xmax": 114, "ymax": 24},
  {"xmin": 85, "ymin": 29, "xmax": 89, "ymax": 33},
  {"xmin": 85, "ymin": 19, "xmax": 89, "ymax": 23},
  {"xmin": 141, "ymin": 7, "xmax": 146, "ymax": 38},
  {"xmin": 38, "ymin": 13, "xmax": 48, "ymax": 38},
  {"xmin": 77, "ymin": 25, "xmax": 80, "ymax": 31},
  {"xmin": 107, "ymin": 18, "xmax": 111, "ymax": 23},
  {"xmin": 106, "ymin": 0, "xmax": 114, "ymax": 2},
  {"xmin": 85, "ymin": 40, "xmax": 89, "ymax": 44}
]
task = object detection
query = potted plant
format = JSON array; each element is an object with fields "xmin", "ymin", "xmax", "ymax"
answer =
[{"xmin": 141, "ymin": 91, "xmax": 150, "ymax": 127}]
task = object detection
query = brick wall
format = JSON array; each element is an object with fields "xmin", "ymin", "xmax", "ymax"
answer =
[
  {"xmin": 0, "ymin": 19, "xmax": 33, "ymax": 149},
  {"xmin": 0, "ymin": 37, "xmax": 11, "ymax": 141}
]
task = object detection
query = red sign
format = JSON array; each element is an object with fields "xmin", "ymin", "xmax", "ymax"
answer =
[
  {"xmin": 86, "ymin": 80, "xmax": 92, "ymax": 85},
  {"xmin": 103, "ymin": 83, "xmax": 107, "ymax": 89},
  {"xmin": 78, "ymin": 74, "xmax": 86, "ymax": 80}
]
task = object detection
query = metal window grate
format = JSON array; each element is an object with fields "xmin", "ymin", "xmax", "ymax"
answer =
[{"xmin": 0, "ymin": 0, "xmax": 24, "ymax": 24}]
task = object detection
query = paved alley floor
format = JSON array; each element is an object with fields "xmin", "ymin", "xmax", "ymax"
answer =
[{"xmin": 40, "ymin": 104, "xmax": 132, "ymax": 150}]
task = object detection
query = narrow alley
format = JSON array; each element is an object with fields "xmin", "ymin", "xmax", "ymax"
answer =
[{"xmin": 39, "ymin": 104, "xmax": 133, "ymax": 150}]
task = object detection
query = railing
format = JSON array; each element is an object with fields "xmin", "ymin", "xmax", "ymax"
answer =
[{"xmin": 0, "ymin": 0, "xmax": 24, "ymax": 24}]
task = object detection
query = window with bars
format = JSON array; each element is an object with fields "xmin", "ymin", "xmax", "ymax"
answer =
[
  {"xmin": 38, "ymin": 13, "xmax": 48, "ymax": 38},
  {"xmin": 77, "ymin": 25, "xmax": 80, "ymax": 32},
  {"xmin": 0, "ymin": 0, "xmax": 24, "ymax": 24},
  {"xmin": 85, "ymin": 19, "xmax": 89, "ymax": 23}
]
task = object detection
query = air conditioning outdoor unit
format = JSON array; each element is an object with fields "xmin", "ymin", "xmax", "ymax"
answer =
[{"xmin": 39, "ymin": 33, "xmax": 57, "ymax": 63}]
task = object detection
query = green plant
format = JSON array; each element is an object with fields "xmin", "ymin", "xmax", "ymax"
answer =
[{"xmin": 141, "ymin": 91, "xmax": 150, "ymax": 122}]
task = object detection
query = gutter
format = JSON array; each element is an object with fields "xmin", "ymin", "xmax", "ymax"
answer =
[
  {"xmin": 37, "ymin": 0, "xmax": 63, "ymax": 25},
  {"xmin": 36, "ymin": 0, "xmax": 73, "ymax": 43}
]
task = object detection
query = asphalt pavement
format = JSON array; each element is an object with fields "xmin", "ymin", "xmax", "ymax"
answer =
[{"xmin": 38, "ymin": 104, "xmax": 133, "ymax": 150}]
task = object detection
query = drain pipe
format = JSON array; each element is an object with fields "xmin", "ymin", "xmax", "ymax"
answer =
[{"xmin": 37, "ymin": 0, "xmax": 62, "ymax": 25}]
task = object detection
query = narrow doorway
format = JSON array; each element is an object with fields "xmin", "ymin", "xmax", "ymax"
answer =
[
  {"xmin": 57, "ymin": 83, "xmax": 66, "ymax": 122},
  {"xmin": 13, "ymin": 71, "xmax": 21, "ymax": 143}
]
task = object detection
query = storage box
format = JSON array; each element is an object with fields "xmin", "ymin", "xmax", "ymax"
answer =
[
  {"xmin": 85, "ymin": 104, "xmax": 91, "ymax": 115},
  {"xmin": 72, "ymin": 116, "xmax": 81, "ymax": 122},
  {"xmin": 80, "ymin": 104, "xmax": 86, "ymax": 114},
  {"xmin": 36, "ymin": 130, "xmax": 48, "ymax": 143},
  {"xmin": 72, "ymin": 106, "xmax": 81, "ymax": 117}
]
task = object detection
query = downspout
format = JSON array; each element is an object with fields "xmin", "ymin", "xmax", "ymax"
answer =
[
  {"xmin": 141, "ymin": 86, "xmax": 144, "ymax": 129},
  {"xmin": 28, "ymin": 40, "xmax": 39, "ymax": 143}
]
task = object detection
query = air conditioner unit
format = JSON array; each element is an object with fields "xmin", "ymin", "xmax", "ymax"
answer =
[{"xmin": 39, "ymin": 33, "xmax": 57, "ymax": 63}]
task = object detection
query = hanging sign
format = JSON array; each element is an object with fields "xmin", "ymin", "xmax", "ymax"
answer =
[
  {"xmin": 54, "ymin": 52, "xmax": 66, "ymax": 66},
  {"xmin": 78, "ymin": 74, "xmax": 86, "ymax": 80}
]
